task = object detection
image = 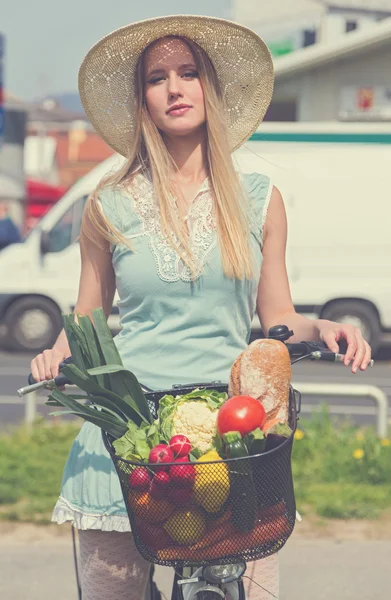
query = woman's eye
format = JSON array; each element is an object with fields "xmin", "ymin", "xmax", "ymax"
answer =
[
  {"xmin": 148, "ymin": 76, "xmax": 165, "ymax": 84},
  {"xmin": 182, "ymin": 71, "xmax": 199, "ymax": 79}
]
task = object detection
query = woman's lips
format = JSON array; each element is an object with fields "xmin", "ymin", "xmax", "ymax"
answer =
[{"xmin": 167, "ymin": 106, "xmax": 192, "ymax": 116}]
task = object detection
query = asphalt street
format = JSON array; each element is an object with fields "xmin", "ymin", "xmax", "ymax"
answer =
[{"xmin": 0, "ymin": 530, "xmax": 389, "ymax": 600}]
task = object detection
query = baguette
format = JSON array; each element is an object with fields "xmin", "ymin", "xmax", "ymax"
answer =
[{"xmin": 229, "ymin": 339, "xmax": 291, "ymax": 423}]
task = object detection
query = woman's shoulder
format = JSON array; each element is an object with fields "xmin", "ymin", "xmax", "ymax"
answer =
[
  {"xmin": 239, "ymin": 172, "xmax": 274, "ymax": 243},
  {"xmin": 240, "ymin": 171, "xmax": 272, "ymax": 199},
  {"xmin": 97, "ymin": 181, "xmax": 138, "ymax": 223},
  {"xmin": 97, "ymin": 174, "xmax": 151, "ymax": 240}
]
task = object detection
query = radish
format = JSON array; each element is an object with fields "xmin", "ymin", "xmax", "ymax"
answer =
[
  {"xmin": 149, "ymin": 444, "xmax": 175, "ymax": 471},
  {"xmin": 129, "ymin": 467, "xmax": 151, "ymax": 491},
  {"xmin": 150, "ymin": 471, "xmax": 171, "ymax": 498},
  {"xmin": 169, "ymin": 435, "xmax": 192, "ymax": 458},
  {"xmin": 168, "ymin": 462, "xmax": 196, "ymax": 487},
  {"xmin": 167, "ymin": 486, "xmax": 193, "ymax": 504}
]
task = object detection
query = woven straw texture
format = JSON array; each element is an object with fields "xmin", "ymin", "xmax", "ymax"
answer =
[{"xmin": 78, "ymin": 15, "xmax": 275, "ymax": 156}]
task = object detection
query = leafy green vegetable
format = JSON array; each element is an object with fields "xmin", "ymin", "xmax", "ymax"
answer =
[
  {"xmin": 77, "ymin": 314, "xmax": 107, "ymax": 388},
  {"xmin": 87, "ymin": 365, "xmax": 151, "ymax": 423},
  {"xmin": 63, "ymin": 314, "xmax": 89, "ymax": 372},
  {"xmin": 112, "ymin": 421, "xmax": 161, "ymax": 461},
  {"xmin": 45, "ymin": 309, "xmax": 153, "ymax": 444},
  {"xmin": 189, "ymin": 448, "xmax": 203, "ymax": 460},
  {"xmin": 48, "ymin": 389, "xmax": 127, "ymax": 438},
  {"xmin": 61, "ymin": 363, "xmax": 145, "ymax": 426},
  {"xmin": 135, "ymin": 439, "xmax": 150, "ymax": 461}
]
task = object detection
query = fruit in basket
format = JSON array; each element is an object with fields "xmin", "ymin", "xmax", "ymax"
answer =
[
  {"xmin": 158, "ymin": 389, "xmax": 227, "ymax": 455},
  {"xmin": 149, "ymin": 471, "xmax": 171, "ymax": 498},
  {"xmin": 164, "ymin": 507, "xmax": 206, "ymax": 545},
  {"xmin": 217, "ymin": 396, "xmax": 266, "ymax": 437},
  {"xmin": 168, "ymin": 461, "xmax": 196, "ymax": 487},
  {"xmin": 157, "ymin": 511, "xmax": 292, "ymax": 561},
  {"xmin": 167, "ymin": 486, "xmax": 194, "ymax": 505},
  {"xmin": 135, "ymin": 519, "xmax": 174, "ymax": 551},
  {"xmin": 129, "ymin": 467, "xmax": 152, "ymax": 491},
  {"xmin": 193, "ymin": 450, "xmax": 230, "ymax": 513},
  {"xmin": 148, "ymin": 444, "xmax": 175, "ymax": 471},
  {"xmin": 128, "ymin": 491, "xmax": 174, "ymax": 523},
  {"xmin": 169, "ymin": 434, "xmax": 192, "ymax": 458},
  {"xmin": 173, "ymin": 455, "xmax": 190, "ymax": 462}
]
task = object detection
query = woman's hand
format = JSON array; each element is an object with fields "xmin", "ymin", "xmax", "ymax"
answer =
[
  {"xmin": 317, "ymin": 320, "xmax": 372, "ymax": 373},
  {"xmin": 31, "ymin": 346, "xmax": 70, "ymax": 383}
]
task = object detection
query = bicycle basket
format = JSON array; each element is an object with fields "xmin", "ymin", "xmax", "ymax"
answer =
[{"xmin": 102, "ymin": 384, "xmax": 298, "ymax": 567}]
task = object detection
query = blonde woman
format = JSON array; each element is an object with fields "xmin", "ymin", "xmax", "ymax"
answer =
[{"xmin": 31, "ymin": 15, "xmax": 371, "ymax": 600}]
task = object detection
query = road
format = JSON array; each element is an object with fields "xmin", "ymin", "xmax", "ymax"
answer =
[
  {"xmin": 0, "ymin": 527, "xmax": 389, "ymax": 600},
  {"xmin": 0, "ymin": 349, "xmax": 390, "ymax": 428},
  {"xmin": 0, "ymin": 350, "xmax": 390, "ymax": 599}
]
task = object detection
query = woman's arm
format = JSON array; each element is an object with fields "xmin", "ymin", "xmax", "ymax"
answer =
[
  {"xmin": 32, "ymin": 222, "xmax": 116, "ymax": 381},
  {"xmin": 256, "ymin": 186, "xmax": 372, "ymax": 372}
]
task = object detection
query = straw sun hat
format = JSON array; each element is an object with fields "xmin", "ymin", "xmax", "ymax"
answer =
[{"xmin": 78, "ymin": 15, "xmax": 274, "ymax": 157}]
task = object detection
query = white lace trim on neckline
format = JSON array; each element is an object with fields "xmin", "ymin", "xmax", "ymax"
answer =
[{"xmin": 122, "ymin": 174, "xmax": 217, "ymax": 283}]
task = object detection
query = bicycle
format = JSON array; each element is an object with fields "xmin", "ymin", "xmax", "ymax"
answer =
[{"xmin": 18, "ymin": 325, "xmax": 374, "ymax": 599}]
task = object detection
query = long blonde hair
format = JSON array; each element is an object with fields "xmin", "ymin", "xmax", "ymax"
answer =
[{"xmin": 82, "ymin": 36, "xmax": 253, "ymax": 279}]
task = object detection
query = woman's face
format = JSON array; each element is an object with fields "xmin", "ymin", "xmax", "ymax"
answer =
[{"xmin": 143, "ymin": 37, "xmax": 206, "ymax": 138}]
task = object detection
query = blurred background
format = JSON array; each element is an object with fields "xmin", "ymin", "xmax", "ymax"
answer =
[{"xmin": 0, "ymin": 2, "xmax": 390, "ymax": 599}]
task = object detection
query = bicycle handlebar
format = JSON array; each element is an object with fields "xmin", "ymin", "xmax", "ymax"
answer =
[{"xmin": 17, "ymin": 325, "xmax": 373, "ymax": 397}]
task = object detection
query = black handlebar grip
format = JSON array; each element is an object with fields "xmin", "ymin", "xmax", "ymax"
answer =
[
  {"xmin": 53, "ymin": 374, "xmax": 70, "ymax": 387},
  {"xmin": 27, "ymin": 373, "xmax": 70, "ymax": 387},
  {"xmin": 28, "ymin": 373, "xmax": 36, "ymax": 385}
]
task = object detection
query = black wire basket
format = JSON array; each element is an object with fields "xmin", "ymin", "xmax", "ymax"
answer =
[{"xmin": 102, "ymin": 384, "xmax": 299, "ymax": 567}]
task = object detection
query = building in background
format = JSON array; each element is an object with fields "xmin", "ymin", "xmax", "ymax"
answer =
[
  {"xmin": 232, "ymin": 1, "xmax": 391, "ymax": 55},
  {"xmin": 1, "ymin": 92, "xmax": 114, "ymax": 233},
  {"xmin": 272, "ymin": 17, "xmax": 391, "ymax": 122},
  {"xmin": 26, "ymin": 100, "xmax": 114, "ymax": 188}
]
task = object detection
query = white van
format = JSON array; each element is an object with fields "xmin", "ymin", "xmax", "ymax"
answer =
[{"xmin": 0, "ymin": 122, "xmax": 390, "ymax": 354}]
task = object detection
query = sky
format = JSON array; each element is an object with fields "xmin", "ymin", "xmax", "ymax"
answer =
[{"xmin": 1, "ymin": 0, "xmax": 230, "ymax": 101}]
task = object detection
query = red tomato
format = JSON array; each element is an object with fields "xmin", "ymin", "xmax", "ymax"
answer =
[{"xmin": 217, "ymin": 396, "xmax": 266, "ymax": 436}]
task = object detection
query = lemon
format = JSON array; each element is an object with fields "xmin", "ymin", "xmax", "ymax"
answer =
[
  {"xmin": 164, "ymin": 508, "xmax": 206, "ymax": 545},
  {"xmin": 194, "ymin": 450, "xmax": 230, "ymax": 513}
]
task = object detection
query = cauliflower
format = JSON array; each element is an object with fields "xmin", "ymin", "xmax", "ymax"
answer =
[
  {"xmin": 172, "ymin": 401, "xmax": 219, "ymax": 455},
  {"xmin": 158, "ymin": 388, "xmax": 228, "ymax": 455}
]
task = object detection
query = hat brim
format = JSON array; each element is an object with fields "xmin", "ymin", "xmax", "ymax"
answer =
[{"xmin": 78, "ymin": 15, "xmax": 275, "ymax": 157}]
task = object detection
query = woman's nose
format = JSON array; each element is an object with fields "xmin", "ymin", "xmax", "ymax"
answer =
[{"xmin": 167, "ymin": 73, "xmax": 183, "ymax": 98}]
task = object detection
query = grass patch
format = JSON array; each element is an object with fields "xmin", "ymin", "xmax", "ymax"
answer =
[
  {"xmin": 292, "ymin": 406, "xmax": 391, "ymax": 518},
  {"xmin": 0, "ymin": 419, "xmax": 80, "ymax": 522},
  {"xmin": 0, "ymin": 407, "xmax": 390, "ymax": 522},
  {"xmin": 295, "ymin": 482, "xmax": 391, "ymax": 519}
]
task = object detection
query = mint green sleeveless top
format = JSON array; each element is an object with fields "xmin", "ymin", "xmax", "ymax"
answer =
[{"xmin": 52, "ymin": 172, "xmax": 273, "ymax": 531}]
